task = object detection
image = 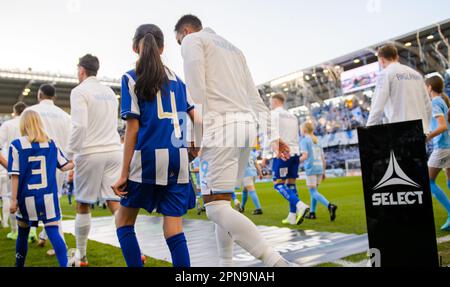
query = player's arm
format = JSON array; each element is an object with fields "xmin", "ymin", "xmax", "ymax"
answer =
[
  {"xmin": 10, "ymin": 175, "xmax": 19, "ymax": 213},
  {"xmin": 427, "ymin": 114, "xmax": 448, "ymax": 142},
  {"xmin": 367, "ymin": 71, "xmax": 389, "ymax": 126},
  {"xmin": 254, "ymin": 160, "xmax": 263, "ymax": 179},
  {"xmin": 0, "ymin": 152, "xmax": 6, "ymax": 169},
  {"xmin": 299, "ymin": 139, "xmax": 308, "ymax": 162},
  {"xmin": 112, "ymin": 118, "xmax": 139, "ymax": 197},
  {"xmin": 300, "ymin": 152, "xmax": 308, "ymax": 162},
  {"xmin": 67, "ymin": 90, "xmax": 88, "ymax": 159},
  {"xmin": 0, "ymin": 124, "xmax": 8, "ymax": 168}
]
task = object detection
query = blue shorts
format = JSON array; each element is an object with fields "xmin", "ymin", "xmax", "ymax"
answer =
[
  {"xmin": 272, "ymin": 156, "xmax": 300, "ymax": 180},
  {"xmin": 16, "ymin": 192, "xmax": 61, "ymax": 227},
  {"xmin": 121, "ymin": 180, "xmax": 196, "ymax": 217}
]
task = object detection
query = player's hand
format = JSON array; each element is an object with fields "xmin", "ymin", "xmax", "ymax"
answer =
[
  {"xmin": 188, "ymin": 142, "xmax": 200, "ymax": 162},
  {"xmin": 425, "ymin": 133, "xmax": 432, "ymax": 143},
  {"xmin": 272, "ymin": 139, "xmax": 290, "ymax": 161},
  {"xmin": 10, "ymin": 199, "xmax": 18, "ymax": 214},
  {"xmin": 112, "ymin": 177, "xmax": 129, "ymax": 197}
]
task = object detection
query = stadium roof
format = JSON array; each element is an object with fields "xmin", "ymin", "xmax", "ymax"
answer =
[
  {"xmin": 259, "ymin": 18, "xmax": 450, "ymax": 109},
  {"xmin": 0, "ymin": 69, "xmax": 120, "ymax": 114}
]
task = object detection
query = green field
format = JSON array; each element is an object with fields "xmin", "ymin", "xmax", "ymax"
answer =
[{"xmin": 0, "ymin": 175, "xmax": 449, "ymax": 267}]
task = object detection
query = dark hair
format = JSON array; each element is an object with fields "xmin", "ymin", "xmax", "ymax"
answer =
[
  {"xmin": 174, "ymin": 14, "xmax": 203, "ymax": 33},
  {"xmin": 426, "ymin": 75, "xmax": 450, "ymax": 108},
  {"xmin": 133, "ymin": 24, "xmax": 167, "ymax": 101},
  {"xmin": 378, "ymin": 44, "xmax": 399, "ymax": 61},
  {"xmin": 271, "ymin": 93, "xmax": 286, "ymax": 103},
  {"xmin": 39, "ymin": 84, "xmax": 56, "ymax": 98},
  {"xmin": 78, "ymin": 54, "xmax": 100, "ymax": 77},
  {"xmin": 13, "ymin": 102, "xmax": 27, "ymax": 116}
]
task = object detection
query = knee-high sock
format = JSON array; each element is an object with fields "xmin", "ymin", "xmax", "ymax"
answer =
[
  {"xmin": 166, "ymin": 233, "xmax": 190, "ymax": 267},
  {"xmin": 16, "ymin": 226, "xmax": 30, "ymax": 267},
  {"xmin": 275, "ymin": 184, "xmax": 299, "ymax": 213},
  {"xmin": 116, "ymin": 225, "xmax": 143, "ymax": 267},
  {"xmin": 287, "ymin": 184, "xmax": 299, "ymax": 198},
  {"xmin": 241, "ymin": 191, "xmax": 248, "ymax": 209},
  {"xmin": 308, "ymin": 187, "xmax": 330, "ymax": 210},
  {"xmin": 45, "ymin": 226, "xmax": 68, "ymax": 267},
  {"xmin": 10, "ymin": 213, "xmax": 17, "ymax": 233},
  {"xmin": 430, "ymin": 180, "xmax": 450, "ymax": 214},
  {"xmin": 206, "ymin": 201, "xmax": 289, "ymax": 267},
  {"xmin": 2, "ymin": 197, "xmax": 10, "ymax": 228},
  {"xmin": 447, "ymin": 180, "xmax": 450, "ymax": 191},
  {"xmin": 248, "ymin": 190, "xmax": 262, "ymax": 210},
  {"xmin": 310, "ymin": 198, "xmax": 318, "ymax": 213},
  {"xmin": 75, "ymin": 213, "xmax": 91, "ymax": 258},
  {"xmin": 215, "ymin": 224, "xmax": 234, "ymax": 267}
]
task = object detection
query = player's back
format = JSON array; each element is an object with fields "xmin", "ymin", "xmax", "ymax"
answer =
[
  {"xmin": 383, "ymin": 62, "xmax": 430, "ymax": 129},
  {"xmin": 71, "ymin": 77, "xmax": 121, "ymax": 153},
  {"xmin": 271, "ymin": 107, "xmax": 300, "ymax": 155},
  {"xmin": 121, "ymin": 68, "xmax": 193, "ymax": 185},
  {"xmin": 9, "ymin": 137, "xmax": 64, "ymax": 198},
  {"xmin": 183, "ymin": 28, "xmax": 256, "ymax": 121},
  {"xmin": 0, "ymin": 117, "xmax": 21, "ymax": 150},
  {"xmin": 26, "ymin": 101, "xmax": 71, "ymax": 153}
]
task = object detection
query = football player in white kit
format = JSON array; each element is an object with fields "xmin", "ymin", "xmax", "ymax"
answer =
[
  {"xmin": 176, "ymin": 15, "xmax": 294, "ymax": 267},
  {"xmin": 25, "ymin": 84, "xmax": 71, "ymax": 250},
  {"xmin": 67, "ymin": 54, "xmax": 122, "ymax": 266},
  {"xmin": 0, "ymin": 102, "xmax": 27, "ymax": 240}
]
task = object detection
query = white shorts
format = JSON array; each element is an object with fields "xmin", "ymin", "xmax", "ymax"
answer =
[
  {"xmin": 242, "ymin": 176, "xmax": 255, "ymax": 188},
  {"xmin": 200, "ymin": 121, "xmax": 257, "ymax": 196},
  {"xmin": 306, "ymin": 174, "xmax": 323, "ymax": 187},
  {"xmin": 428, "ymin": 149, "xmax": 450, "ymax": 169},
  {"xmin": 74, "ymin": 151, "xmax": 121, "ymax": 204}
]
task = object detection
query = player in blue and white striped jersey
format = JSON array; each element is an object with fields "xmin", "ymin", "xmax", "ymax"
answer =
[
  {"xmin": 112, "ymin": 24, "xmax": 197, "ymax": 267},
  {"xmin": 8, "ymin": 110, "xmax": 74, "ymax": 267}
]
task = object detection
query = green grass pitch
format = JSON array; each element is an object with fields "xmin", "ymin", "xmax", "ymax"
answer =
[{"xmin": 0, "ymin": 175, "xmax": 449, "ymax": 267}]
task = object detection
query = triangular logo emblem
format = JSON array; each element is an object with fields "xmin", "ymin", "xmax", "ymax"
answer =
[{"xmin": 373, "ymin": 151, "xmax": 421, "ymax": 190}]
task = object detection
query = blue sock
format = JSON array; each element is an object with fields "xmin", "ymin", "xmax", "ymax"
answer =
[
  {"xmin": 275, "ymin": 183, "xmax": 299, "ymax": 213},
  {"xmin": 242, "ymin": 191, "xmax": 248, "ymax": 209},
  {"xmin": 166, "ymin": 233, "xmax": 190, "ymax": 267},
  {"xmin": 45, "ymin": 226, "xmax": 68, "ymax": 267},
  {"xmin": 287, "ymin": 184, "xmax": 299, "ymax": 198},
  {"xmin": 447, "ymin": 180, "xmax": 450, "ymax": 191},
  {"xmin": 117, "ymin": 226, "xmax": 143, "ymax": 267},
  {"xmin": 430, "ymin": 180, "xmax": 450, "ymax": 215},
  {"xmin": 249, "ymin": 190, "xmax": 262, "ymax": 210},
  {"xmin": 16, "ymin": 226, "xmax": 30, "ymax": 267},
  {"xmin": 309, "ymin": 187, "xmax": 330, "ymax": 209},
  {"xmin": 310, "ymin": 198, "xmax": 318, "ymax": 213}
]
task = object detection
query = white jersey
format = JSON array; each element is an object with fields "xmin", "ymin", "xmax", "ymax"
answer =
[
  {"xmin": 182, "ymin": 27, "xmax": 274, "ymax": 141},
  {"xmin": 367, "ymin": 62, "xmax": 432, "ymax": 133},
  {"xmin": 68, "ymin": 76, "xmax": 121, "ymax": 159},
  {"xmin": 26, "ymin": 100, "xmax": 72, "ymax": 154},
  {"xmin": 0, "ymin": 117, "xmax": 21, "ymax": 155},
  {"xmin": 263, "ymin": 107, "xmax": 300, "ymax": 158}
]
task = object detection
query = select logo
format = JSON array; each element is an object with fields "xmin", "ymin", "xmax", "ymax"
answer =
[{"xmin": 372, "ymin": 151, "xmax": 423, "ymax": 206}]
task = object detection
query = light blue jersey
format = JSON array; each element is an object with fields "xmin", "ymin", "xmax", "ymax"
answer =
[
  {"xmin": 121, "ymin": 68, "xmax": 195, "ymax": 185},
  {"xmin": 244, "ymin": 150, "xmax": 258, "ymax": 178},
  {"xmin": 8, "ymin": 137, "xmax": 68, "ymax": 225},
  {"xmin": 300, "ymin": 136, "xmax": 324, "ymax": 176},
  {"xmin": 430, "ymin": 96, "xmax": 450, "ymax": 150}
]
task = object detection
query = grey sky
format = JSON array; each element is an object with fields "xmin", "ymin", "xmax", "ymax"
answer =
[{"xmin": 0, "ymin": 0, "xmax": 449, "ymax": 84}]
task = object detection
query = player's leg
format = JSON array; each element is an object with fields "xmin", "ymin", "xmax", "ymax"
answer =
[
  {"xmin": 44, "ymin": 221, "xmax": 68, "ymax": 267},
  {"xmin": 215, "ymin": 223, "xmax": 234, "ymax": 267},
  {"xmin": 101, "ymin": 151, "xmax": 122, "ymax": 215},
  {"xmin": 430, "ymin": 168, "xmax": 450, "ymax": 212},
  {"xmin": 307, "ymin": 175, "xmax": 337, "ymax": 221},
  {"xmin": 16, "ymin": 220, "xmax": 30, "ymax": 267},
  {"xmin": 243, "ymin": 177, "xmax": 262, "ymax": 215},
  {"xmin": 163, "ymin": 216, "xmax": 190, "ymax": 267},
  {"xmin": 438, "ymin": 168, "xmax": 450, "ymax": 231},
  {"xmin": 2, "ymin": 196, "xmax": 10, "ymax": 228},
  {"xmin": 202, "ymin": 146, "xmax": 290, "ymax": 267},
  {"xmin": 240, "ymin": 187, "xmax": 248, "ymax": 212},
  {"xmin": 115, "ymin": 205, "xmax": 142, "ymax": 267}
]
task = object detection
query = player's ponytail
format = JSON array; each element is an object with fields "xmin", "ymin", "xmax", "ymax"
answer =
[
  {"xmin": 133, "ymin": 24, "xmax": 168, "ymax": 101},
  {"xmin": 301, "ymin": 121, "xmax": 319, "ymax": 145},
  {"xmin": 426, "ymin": 75, "xmax": 450, "ymax": 108},
  {"xmin": 20, "ymin": 110, "xmax": 49, "ymax": 143}
]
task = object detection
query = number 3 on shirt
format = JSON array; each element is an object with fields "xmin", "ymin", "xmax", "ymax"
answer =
[
  {"xmin": 157, "ymin": 91, "xmax": 182, "ymax": 139},
  {"xmin": 28, "ymin": 156, "xmax": 48, "ymax": 190}
]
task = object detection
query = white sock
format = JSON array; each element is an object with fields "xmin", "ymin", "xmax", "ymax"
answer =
[
  {"xmin": 287, "ymin": 213, "xmax": 296, "ymax": 225},
  {"xmin": 59, "ymin": 221, "xmax": 66, "ymax": 244},
  {"xmin": 10, "ymin": 213, "xmax": 17, "ymax": 233},
  {"xmin": 215, "ymin": 223, "xmax": 234, "ymax": 267},
  {"xmin": 205, "ymin": 200, "xmax": 286, "ymax": 267},
  {"xmin": 2, "ymin": 197, "xmax": 10, "ymax": 228},
  {"xmin": 39, "ymin": 229, "xmax": 48, "ymax": 241},
  {"xmin": 75, "ymin": 213, "xmax": 91, "ymax": 258}
]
